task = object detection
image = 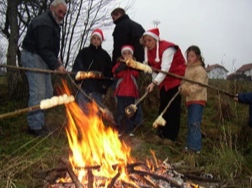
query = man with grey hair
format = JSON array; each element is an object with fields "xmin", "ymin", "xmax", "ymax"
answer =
[{"xmin": 21, "ymin": 0, "xmax": 67, "ymax": 137}]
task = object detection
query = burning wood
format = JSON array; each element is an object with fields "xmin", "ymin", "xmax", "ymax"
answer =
[
  {"xmin": 43, "ymin": 157, "xmax": 207, "ymax": 188},
  {"xmin": 40, "ymin": 83, "xmax": 207, "ymax": 188}
]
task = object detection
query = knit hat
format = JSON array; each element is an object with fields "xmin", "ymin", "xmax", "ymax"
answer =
[
  {"xmin": 121, "ymin": 45, "xmax": 134, "ymax": 55},
  {"xmin": 91, "ymin": 28, "xmax": 104, "ymax": 41},
  {"xmin": 143, "ymin": 28, "xmax": 160, "ymax": 62}
]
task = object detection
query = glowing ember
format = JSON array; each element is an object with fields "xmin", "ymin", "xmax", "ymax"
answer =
[{"xmin": 61, "ymin": 82, "xmax": 136, "ymax": 187}]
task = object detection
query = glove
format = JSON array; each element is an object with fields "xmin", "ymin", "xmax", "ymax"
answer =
[{"xmin": 114, "ymin": 62, "xmax": 127, "ymax": 74}]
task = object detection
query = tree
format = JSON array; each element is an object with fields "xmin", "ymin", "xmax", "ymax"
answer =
[{"xmin": 0, "ymin": 0, "xmax": 130, "ymax": 98}]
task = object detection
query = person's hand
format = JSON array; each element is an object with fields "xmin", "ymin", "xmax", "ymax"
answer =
[
  {"xmin": 234, "ymin": 94, "xmax": 238, "ymax": 102},
  {"xmin": 179, "ymin": 85, "xmax": 190, "ymax": 96},
  {"xmin": 146, "ymin": 81, "xmax": 157, "ymax": 92},
  {"xmin": 56, "ymin": 65, "xmax": 66, "ymax": 73}
]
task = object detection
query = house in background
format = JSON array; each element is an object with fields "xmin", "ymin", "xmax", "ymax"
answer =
[
  {"xmin": 228, "ymin": 63, "xmax": 252, "ymax": 81},
  {"xmin": 206, "ymin": 64, "xmax": 228, "ymax": 79}
]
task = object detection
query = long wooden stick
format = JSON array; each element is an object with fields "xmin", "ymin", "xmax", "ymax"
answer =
[
  {"xmin": 135, "ymin": 90, "xmax": 149, "ymax": 106},
  {"xmin": 0, "ymin": 94, "xmax": 74, "ymax": 119},
  {"xmin": 151, "ymin": 67, "xmax": 235, "ymax": 98},
  {"xmin": 0, "ymin": 64, "xmax": 74, "ymax": 75},
  {"xmin": 0, "ymin": 64, "xmax": 114, "ymax": 80},
  {"xmin": 0, "ymin": 105, "xmax": 40, "ymax": 119},
  {"xmin": 160, "ymin": 90, "xmax": 180, "ymax": 117},
  {"xmin": 123, "ymin": 59, "xmax": 235, "ymax": 98}
]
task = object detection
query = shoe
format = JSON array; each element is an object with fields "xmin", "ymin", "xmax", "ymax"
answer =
[
  {"xmin": 129, "ymin": 133, "xmax": 134, "ymax": 137},
  {"xmin": 28, "ymin": 127, "xmax": 49, "ymax": 137}
]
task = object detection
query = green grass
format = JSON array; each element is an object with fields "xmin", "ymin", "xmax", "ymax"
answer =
[{"xmin": 1, "ymin": 77, "xmax": 252, "ymax": 187}]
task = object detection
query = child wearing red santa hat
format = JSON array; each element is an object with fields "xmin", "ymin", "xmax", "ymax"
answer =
[
  {"xmin": 142, "ymin": 28, "xmax": 186, "ymax": 143},
  {"xmin": 72, "ymin": 28, "xmax": 113, "ymax": 114},
  {"xmin": 112, "ymin": 45, "xmax": 140, "ymax": 137}
]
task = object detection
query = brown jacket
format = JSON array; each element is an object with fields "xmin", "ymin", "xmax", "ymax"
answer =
[{"xmin": 180, "ymin": 61, "xmax": 208, "ymax": 104}]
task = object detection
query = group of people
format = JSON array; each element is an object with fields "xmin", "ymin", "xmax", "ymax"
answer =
[{"xmin": 21, "ymin": 0, "xmax": 250, "ymax": 155}]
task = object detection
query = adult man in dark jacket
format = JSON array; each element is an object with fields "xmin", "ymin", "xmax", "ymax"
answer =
[
  {"xmin": 21, "ymin": 0, "xmax": 67, "ymax": 136},
  {"xmin": 111, "ymin": 8, "xmax": 145, "ymax": 65},
  {"xmin": 111, "ymin": 8, "xmax": 145, "ymax": 129}
]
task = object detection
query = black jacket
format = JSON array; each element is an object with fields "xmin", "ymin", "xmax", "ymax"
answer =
[
  {"xmin": 22, "ymin": 11, "xmax": 61, "ymax": 70},
  {"xmin": 72, "ymin": 44, "xmax": 113, "ymax": 94},
  {"xmin": 112, "ymin": 14, "xmax": 145, "ymax": 65}
]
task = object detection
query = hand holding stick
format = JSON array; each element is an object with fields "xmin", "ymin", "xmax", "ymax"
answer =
[
  {"xmin": 153, "ymin": 90, "xmax": 180, "ymax": 128},
  {"xmin": 125, "ymin": 90, "xmax": 149, "ymax": 118}
]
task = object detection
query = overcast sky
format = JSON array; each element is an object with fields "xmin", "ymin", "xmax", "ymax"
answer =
[{"xmin": 103, "ymin": 0, "xmax": 252, "ymax": 73}]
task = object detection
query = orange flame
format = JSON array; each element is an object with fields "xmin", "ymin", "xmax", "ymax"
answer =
[{"xmin": 60, "ymin": 81, "xmax": 137, "ymax": 186}]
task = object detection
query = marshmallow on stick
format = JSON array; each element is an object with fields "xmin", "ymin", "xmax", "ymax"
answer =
[
  {"xmin": 152, "ymin": 90, "xmax": 180, "ymax": 128},
  {"xmin": 40, "ymin": 94, "xmax": 75, "ymax": 110},
  {"xmin": 75, "ymin": 71, "xmax": 103, "ymax": 81},
  {"xmin": 125, "ymin": 90, "xmax": 149, "ymax": 118},
  {"xmin": 0, "ymin": 94, "xmax": 75, "ymax": 119},
  {"xmin": 125, "ymin": 59, "xmax": 152, "ymax": 73}
]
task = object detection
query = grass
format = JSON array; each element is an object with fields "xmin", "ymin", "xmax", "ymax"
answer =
[{"xmin": 1, "ymin": 74, "xmax": 252, "ymax": 187}]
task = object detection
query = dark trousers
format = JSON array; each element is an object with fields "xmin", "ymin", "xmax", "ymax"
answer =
[
  {"xmin": 156, "ymin": 86, "xmax": 181, "ymax": 141},
  {"xmin": 115, "ymin": 96, "xmax": 136, "ymax": 134}
]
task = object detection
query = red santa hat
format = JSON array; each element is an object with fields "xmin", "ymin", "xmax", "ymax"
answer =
[
  {"xmin": 143, "ymin": 28, "xmax": 160, "ymax": 62},
  {"xmin": 91, "ymin": 28, "xmax": 104, "ymax": 41},
  {"xmin": 121, "ymin": 45, "xmax": 134, "ymax": 55}
]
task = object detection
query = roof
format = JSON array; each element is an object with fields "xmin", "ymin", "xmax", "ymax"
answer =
[
  {"xmin": 206, "ymin": 64, "xmax": 228, "ymax": 72},
  {"xmin": 236, "ymin": 63, "xmax": 252, "ymax": 72}
]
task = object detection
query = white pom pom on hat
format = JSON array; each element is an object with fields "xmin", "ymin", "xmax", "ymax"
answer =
[
  {"xmin": 91, "ymin": 28, "xmax": 105, "ymax": 42},
  {"xmin": 143, "ymin": 28, "xmax": 160, "ymax": 62},
  {"xmin": 121, "ymin": 45, "xmax": 134, "ymax": 55}
]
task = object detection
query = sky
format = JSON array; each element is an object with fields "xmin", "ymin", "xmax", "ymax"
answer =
[{"xmin": 103, "ymin": 0, "xmax": 252, "ymax": 73}]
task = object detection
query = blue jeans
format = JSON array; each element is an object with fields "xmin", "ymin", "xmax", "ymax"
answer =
[
  {"xmin": 187, "ymin": 104, "xmax": 204, "ymax": 151},
  {"xmin": 21, "ymin": 50, "xmax": 53, "ymax": 130},
  {"xmin": 76, "ymin": 90, "xmax": 103, "ymax": 115}
]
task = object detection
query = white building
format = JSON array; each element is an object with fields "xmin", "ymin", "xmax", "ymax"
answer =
[
  {"xmin": 236, "ymin": 63, "xmax": 252, "ymax": 77},
  {"xmin": 206, "ymin": 64, "xmax": 228, "ymax": 79}
]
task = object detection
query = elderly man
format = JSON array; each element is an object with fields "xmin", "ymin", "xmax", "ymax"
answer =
[{"xmin": 21, "ymin": 0, "xmax": 67, "ymax": 136}]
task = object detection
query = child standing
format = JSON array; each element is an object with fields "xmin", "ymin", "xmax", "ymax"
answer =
[
  {"xmin": 72, "ymin": 29, "xmax": 113, "ymax": 113},
  {"xmin": 112, "ymin": 45, "xmax": 140, "ymax": 136},
  {"xmin": 180, "ymin": 45, "xmax": 208, "ymax": 153}
]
